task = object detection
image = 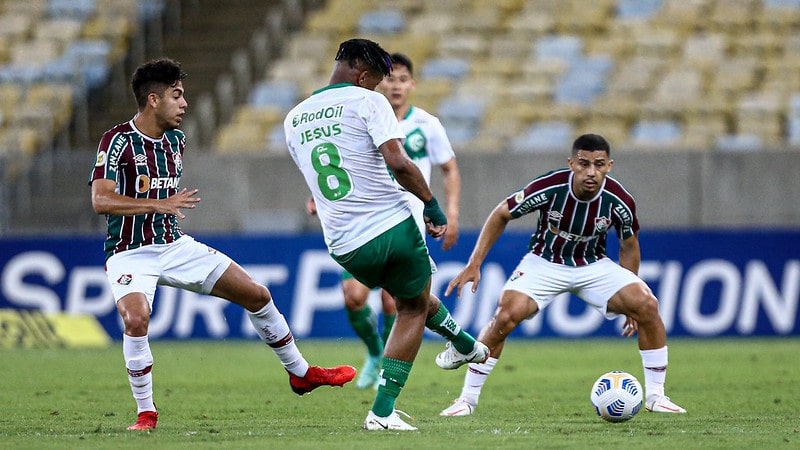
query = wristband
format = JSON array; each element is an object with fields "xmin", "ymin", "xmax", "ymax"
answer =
[{"xmin": 423, "ymin": 196, "xmax": 447, "ymax": 227}]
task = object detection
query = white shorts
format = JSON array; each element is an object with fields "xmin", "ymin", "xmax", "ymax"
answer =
[
  {"xmin": 503, "ymin": 253, "xmax": 643, "ymax": 319},
  {"xmin": 105, "ymin": 235, "xmax": 232, "ymax": 309}
]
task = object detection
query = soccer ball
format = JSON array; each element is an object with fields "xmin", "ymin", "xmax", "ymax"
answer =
[{"xmin": 590, "ymin": 371, "xmax": 643, "ymax": 422}]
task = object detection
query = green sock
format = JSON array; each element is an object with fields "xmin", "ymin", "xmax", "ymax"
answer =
[
  {"xmin": 381, "ymin": 313, "xmax": 395, "ymax": 344},
  {"xmin": 372, "ymin": 357, "xmax": 411, "ymax": 416},
  {"xmin": 425, "ymin": 303, "xmax": 476, "ymax": 354},
  {"xmin": 347, "ymin": 306, "xmax": 383, "ymax": 357}
]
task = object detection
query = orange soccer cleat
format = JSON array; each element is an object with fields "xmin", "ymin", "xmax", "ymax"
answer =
[{"xmin": 289, "ymin": 365, "xmax": 357, "ymax": 395}]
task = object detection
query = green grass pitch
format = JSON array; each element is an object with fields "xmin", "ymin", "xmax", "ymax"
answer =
[{"xmin": 1, "ymin": 338, "xmax": 798, "ymax": 449}]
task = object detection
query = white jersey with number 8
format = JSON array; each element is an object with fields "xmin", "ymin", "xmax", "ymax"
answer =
[{"xmin": 284, "ymin": 83, "xmax": 409, "ymax": 256}]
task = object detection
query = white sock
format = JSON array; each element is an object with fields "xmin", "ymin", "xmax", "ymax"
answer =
[
  {"xmin": 123, "ymin": 334, "xmax": 155, "ymax": 414},
  {"xmin": 640, "ymin": 346, "xmax": 668, "ymax": 399},
  {"xmin": 461, "ymin": 356, "xmax": 498, "ymax": 406},
  {"xmin": 248, "ymin": 300, "xmax": 309, "ymax": 377}
]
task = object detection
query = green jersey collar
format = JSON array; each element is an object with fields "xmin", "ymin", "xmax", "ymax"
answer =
[
  {"xmin": 313, "ymin": 83, "xmax": 353, "ymax": 95},
  {"xmin": 402, "ymin": 105, "xmax": 414, "ymax": 120}
]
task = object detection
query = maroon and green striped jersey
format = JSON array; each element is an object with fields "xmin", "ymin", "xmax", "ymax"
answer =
[
  {"xmin": 88, "ymin": 119, "xmax": 185, "ymax": 260},
  {"xmin": 506, "ymin": 168, "xmax": 639, "ymax": 266}
]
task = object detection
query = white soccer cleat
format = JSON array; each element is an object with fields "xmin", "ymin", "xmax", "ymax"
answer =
[
  {"xmin": 363, "ymin": 409, "xmax": 418, "ymax": 431},
  {"xmin": 645, "ymin": 395, "xmax": 686, "ymax": 413},
  {"xmin": 435, "ymin": 341, "xmax": 490, "ymax": 370},
  {"xmin": 439, "ymin": 398, "xmax": 475, "ymax": 416}
]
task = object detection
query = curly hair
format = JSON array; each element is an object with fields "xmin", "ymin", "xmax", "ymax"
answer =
[{"xmin": 131, "ymin": 58, "xmax": 187, "ymax": 109}]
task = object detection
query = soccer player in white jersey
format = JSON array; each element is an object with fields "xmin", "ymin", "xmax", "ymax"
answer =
[
  {"xmin": 284, "ymin": 39, "xmax": 487, "ymax": 431},
  {"xmin": 89, "ymin": 58, "xmax": 356, "ymax": 431},
  {"xmin": 439, "ymin": 134, "xmax": 686, "ymax": 417},
  {"xmin": 307, "ymin": 52, "xmax": 462, "ymax": 390}
]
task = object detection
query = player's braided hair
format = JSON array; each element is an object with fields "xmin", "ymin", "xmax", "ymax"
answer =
[
  {"xmin": 335, "ymin": 38, "xmax": 392, "ymax": 76},
  {"xmin": 572, "ymin": 133, "xmax": 610, "ymax": 156},
  {"xmin": 131, "ymin": 58, "xmax": 187, "ymax": 109}
]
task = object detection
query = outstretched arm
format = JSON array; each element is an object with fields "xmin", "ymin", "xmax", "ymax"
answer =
[
  {"xmin": 445, "ymin": 200, "xmax": 513, "ymax": 298},
  {"xmin": 91, "ymin": 178, "xmax": 200, "ymax": 219},
  {"xmin": 618, "ymin": 232, "xmax": 641, "ymax": 275},
  {"xmin": 618, "ymin": 232, "xmax": 642, "ymax": 337},
  {"xmin": 380, "ymin": 138, "xmax": 447, "ymax": 238},
  {"xmin": 439, "ymin": 157, "xmax": 461, "ymax": 250}
]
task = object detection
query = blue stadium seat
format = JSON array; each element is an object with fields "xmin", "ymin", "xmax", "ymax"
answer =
[
  {"xmin": 554, "ymin": 56, "xmax": 614, "ymax": 105},
  {"xmin": 629, "ymin": 120, "xmax": 682, "ymax": 146},
  {"xmin": 764, "ymin": 0, "xmax": 800, "ymax": 8},
  {"xmin": 437, "ymin": 96, "xmax": 484, "ymax": 145},
  {"xmin": 139, "ymin": 0, "xmax": 166, "ymax": 21},
  {"xmin": 62, "ymin": 40, "xmax": 112, "ymax": 90},
  {"xmin": 0, "ymin": 64, "xmax": 46, "ymax": 85},
  {"xmin": 358, "ymin": 9, "xmax": 406, "ymax": 35},
  {"xmin": 715, "ymin": 134, "xmax": 763, "ymax": 152},
  {"xmin": 509, "ymin": 120, "xmax": 574, "ymax": 153},
  {"xmin": 616, "ymin": 0, "xmax": 663, "ymax": 20},
  {"xmin": 420, "ymin": 57, "xmax": 470, "ymax": 80},
  {"xmin": 533, "ymin": 35, "xmax": 584, "ymax": 63},
  {"xmin": 787, "ymin": 117, "xmax": 800, "ymax": 146},
  {"xmin": 248, "ymin": 80, "xmax": 299, "ymax": 109},
  {"xmin": 48, "ymin": 0, "xmax": 96, "ymax": 20}
]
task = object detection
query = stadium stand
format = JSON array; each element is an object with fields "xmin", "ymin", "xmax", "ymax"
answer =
[
  {"xmin": 4, "ymin": 0, "xmax": 800, "ymax": 234},
  {"xmin": 209, "ymin": 0, "xmax": 800, "ymax": 154}
]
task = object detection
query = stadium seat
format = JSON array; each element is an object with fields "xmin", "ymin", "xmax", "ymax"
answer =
[
  {"xmin": 420, "ymin": 57, "xmax": 470, "ymax": 80},
  {"xmin": 61, "ymin": 39, "xmax": 112, "ymax": 90},
  {"xmin": 248, "ymin": 80, "xmax": 299, "ymax": 110},
  {"xmin": 715, "ymin": 134, "xmax": 763, "ymax": 152},
  {"xmin": 358, "ymin": 9, "xmax": 406, "ymax": 35},
  {"xmin": 533, "ymin": 34, "xmax": 584, "ymax": 64},
  {"xmin": 509, "ymin": 120, "xmax": 574, "ymax": 153},
  {"xmin": 628, "ymin": 120, "xmax": 682, "ymax": 148},
  {"xmin": 48, "ymin": 0, "xmax": 96, "ymax": 20},
  {"xmin": 616, "ymin": 0, "xmax": 663, "ymax": 20}
]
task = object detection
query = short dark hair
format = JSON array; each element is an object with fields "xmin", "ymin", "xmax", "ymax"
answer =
[
  {"xmin": 572, "ymin": 133, "xmax": 610, "ymax": 156},
  {"xmin": 335, "ymin": 38, "xmax": 393, "ymax": 77},
  {"xmin": 389, "ymin": 53, "xmax": 413, "ymax": 77},
  {"xmin": 131, "ymin": 58, "xmax": 187, "ymax": 109}
]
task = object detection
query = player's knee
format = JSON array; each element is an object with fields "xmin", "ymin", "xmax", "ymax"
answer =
[
  {"xmin": 124, "ymin": 313, "xmax": 150, "ymax": 335},
  {"xmin": 633, "ymin": 295, "xmax": 661, "ymax": 323}
]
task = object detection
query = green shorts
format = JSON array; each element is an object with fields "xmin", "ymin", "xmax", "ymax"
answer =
[{"xmin": 332, "ymin": 216, "xmax": 432, "ymax": 299}]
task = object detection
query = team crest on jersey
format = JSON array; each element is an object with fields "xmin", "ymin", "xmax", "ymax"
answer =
[
  {"xmin": 117, "ymin": 274, "xmax": 133, "ymax": 285},
  {"xmin": 134, "ymin": 154, "xmax": 148, "ymax": 166},
  {"xmin": 509, "ymin": 270, "xmax": 524, "ymax": 281},
  {"xmin": 173, "ymin": 152, "xmax": 182, "ymax": 173},
  {"xmin": 95, "ymin": 151, "xmax": 106, "ymax": 167},
  {"xmin": 404, "ymin": 129, "xmax": 427, "ymax": 160},
  {"xmin": 595, "ymin": 216, "xmax": 612, "ymax": 233}
]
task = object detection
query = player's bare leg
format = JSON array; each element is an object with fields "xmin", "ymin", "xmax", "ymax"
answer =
[
  {"xmin": 608, "ymin": 283, "xmax": 685, "ymax": 413},
  {"xmin": 441, "ymin": 290, "xmax": 537, "ymax": 416},
  {"xmin": 211, "ymin": 263, "xmax": 355, "ymax": 395}
]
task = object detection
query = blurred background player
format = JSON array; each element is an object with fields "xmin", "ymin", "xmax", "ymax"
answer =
[
  {"xmin": 285, "ymin": 39, "xmax": 486, "ymax": 431},
  {"xmin": 89, "ymin": 58, "xmax": 355, "ymax": 431},
  {"xmin": 440, "ymin": 134, "xmax": 685, "ymax": 417},
  {"xmin": 306, "ymin": 52, "xmax": 461, "ymax": 390}
]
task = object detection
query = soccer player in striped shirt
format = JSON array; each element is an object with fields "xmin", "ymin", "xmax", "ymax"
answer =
[
  {"xmin": 89, "ymin": 58, "xmax": 355, "ymax": 431},
  {"xmin": 439, "ymin": 134, "xmax": 686, "ymax": 417}
]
